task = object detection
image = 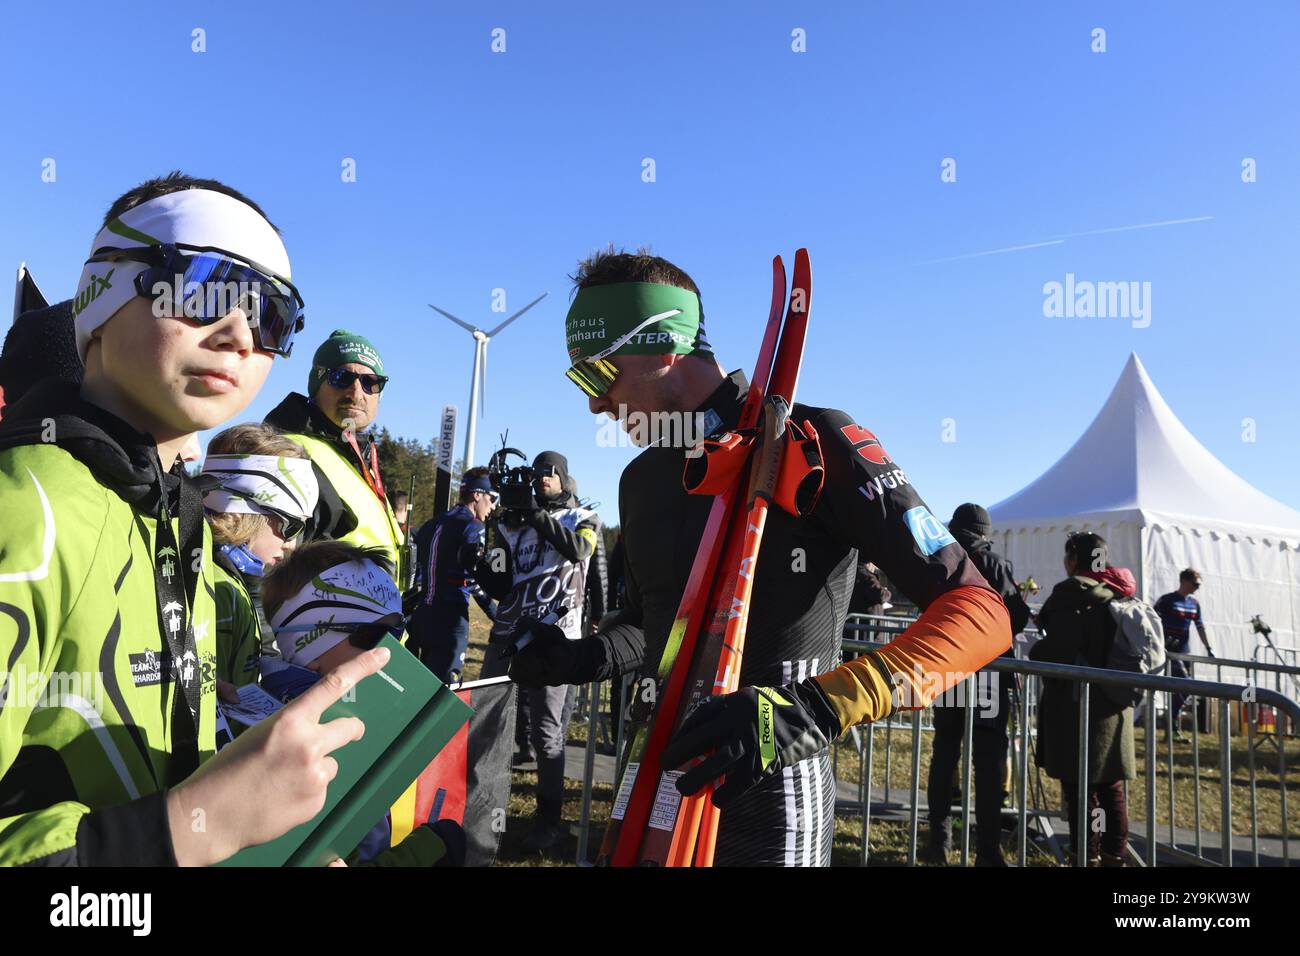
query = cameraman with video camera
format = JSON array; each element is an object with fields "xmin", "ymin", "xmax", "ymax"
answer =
[{"xmin": 478, "ymin": 450, "xmax": 602, "ymax": 851}]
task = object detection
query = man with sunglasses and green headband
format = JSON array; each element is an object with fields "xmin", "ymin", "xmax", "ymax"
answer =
[
  {"xmin": 510, "ymin": 248, "xmax": 1011, "ymax": 866},
  {"xmin": 0, "ymin": 172, "xmax": 394, "ymax": 867},
  {"xmin": 264, "ymin": 328, "xmax": 406, "ymax": 583}
]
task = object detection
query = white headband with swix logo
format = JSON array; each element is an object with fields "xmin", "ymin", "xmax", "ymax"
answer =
[
  {"xmin": 269, "ymin": 558, "xmax": 402, "ymax": 667},
  {"xmin": 72, "ymin": 188, "xmax": 291, "ymax": 362},
  {"xmin": 201, "ymin": 453, "xmax": 319, "ymax": 522}
]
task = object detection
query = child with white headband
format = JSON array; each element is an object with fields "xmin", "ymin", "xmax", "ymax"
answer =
[
  {"xmin": 201, "ymin": 423, "xmax": 319, "ymax": 700},
  {"xmin": 260, "ymin": 540, "xmax": 465, "ymax": 866},
  {"xmin": 0, "ymin": 172, "xmax": 388, "ymax": 867}
]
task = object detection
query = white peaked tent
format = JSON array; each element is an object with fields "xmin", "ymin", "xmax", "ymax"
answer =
[{"xmin": 988, "ymin": 353, "xmax": 1300, "ymax": 664}]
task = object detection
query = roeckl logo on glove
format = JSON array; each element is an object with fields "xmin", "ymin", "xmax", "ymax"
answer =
[{"xmin": 756, "ymin": 687, "xmax": 792, "ymax": 770}]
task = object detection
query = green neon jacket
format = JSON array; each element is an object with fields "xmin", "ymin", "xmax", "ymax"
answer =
[
  {"xmin": 264, "ymin": 393, "xmax": 403, "ymax": 578},
  {"xmin": 213, "ymin": 559, "xmax": 261, "ymax": 689},
  {"xmin": 0, "ymin": 382, "xmax": 217, "ymax": 866}
]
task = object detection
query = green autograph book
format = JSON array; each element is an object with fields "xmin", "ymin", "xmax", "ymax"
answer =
[{"xmin": 217, "ymin": 636, "xmax": 473, "ymax": 867}]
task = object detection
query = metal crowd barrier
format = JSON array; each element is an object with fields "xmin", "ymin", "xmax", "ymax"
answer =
[
  {"xmin": 839, "ymin": 632, "xmax": 1298, "ymax": 868},
  {"xmin": 1257, "ymin": 642, "xmax": 1300, "ymax": 671},
  {"xmin": 565, "ymin": 613, "xmax": 1298, "ymax": 867},
  {"xmin": 1167, "ymin": 650, "xmax": 1300, "ymax": 735}
]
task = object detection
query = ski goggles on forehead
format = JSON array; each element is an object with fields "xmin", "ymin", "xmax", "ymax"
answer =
[
  {"xmin": 563, "ymin": 310, "xmax": 678, "ymax": 398},
  {"xmin": 324, "ymin": 367, "xmax": 389, "ymax": 394},
  {"xmin": 84, "ymin": 243, "xmax": 305, "ymax": 357}
]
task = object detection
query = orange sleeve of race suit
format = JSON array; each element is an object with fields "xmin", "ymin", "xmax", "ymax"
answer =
[{"xmin": 813, "ymin": 584, "xmax": 1011, "ymax": 732}]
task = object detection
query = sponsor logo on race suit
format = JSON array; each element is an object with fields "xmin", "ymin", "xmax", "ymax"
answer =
[
  {"xmin": 903, "ymin": 506, "xmax": 957, "ymax": 557},
  {"xmin": 839, "ymin": 423, "xmax": 892, "ymax": 466},
  {"xmin": 857, "ymin": 468, "xmax": 910, "ymax": 502}
]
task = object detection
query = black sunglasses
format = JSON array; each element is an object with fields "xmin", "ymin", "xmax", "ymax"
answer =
[{"xmin": 324, "ymin": 366, "xmax": 389, "ymax": 394}]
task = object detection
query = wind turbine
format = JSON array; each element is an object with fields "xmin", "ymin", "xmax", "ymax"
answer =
[{"xmin": 428, "ymin": 291, "xmax": 548, "ymax": 469}]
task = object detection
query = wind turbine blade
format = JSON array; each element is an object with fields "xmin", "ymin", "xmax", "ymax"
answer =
[
  {"xmin": 485, "ymin": 291, "xmax": 548, "ymax": 338},
  {"xmin": 428, "ymin": 304, "xmax": 479, "ymax": 334}
]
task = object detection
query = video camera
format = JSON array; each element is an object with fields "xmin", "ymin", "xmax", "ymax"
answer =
[{"xmin": 488, "ymin": 441, "xmax": 538, "ymax": 517}]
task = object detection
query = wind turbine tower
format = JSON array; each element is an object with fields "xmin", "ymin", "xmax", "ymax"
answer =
[{"xmin": 428, "ymin": 291, "xmax": 548, "ymax": 469}]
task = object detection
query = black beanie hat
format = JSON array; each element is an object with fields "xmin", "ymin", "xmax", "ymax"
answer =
[
  {"xmin": 949, "ymin": 503, "xmax": 992, "ymax": 537},
  {"xmin": 532, "ymin": 451, "xmax": 571, "ymax": 505},
  {"xmin": 533, "ymin": 451, "xmax": 570, "ymax": 485}
]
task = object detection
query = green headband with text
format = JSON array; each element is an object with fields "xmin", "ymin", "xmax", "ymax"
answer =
[{"xmin": 565, "ymin": 282, "xmax": 710, "ymax": 363}]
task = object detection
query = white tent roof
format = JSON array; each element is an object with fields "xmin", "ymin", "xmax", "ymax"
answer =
[{"xmin": 989, "ymin": 353, "xmax": 1300, "ymax": 540}]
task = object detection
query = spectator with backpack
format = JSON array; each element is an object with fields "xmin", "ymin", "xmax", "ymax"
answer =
[{"xmin": 1029, "ymin": 532, "xmax": 1149, "ymax": 867}]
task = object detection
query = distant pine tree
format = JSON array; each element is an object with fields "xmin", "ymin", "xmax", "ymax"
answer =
[{"xmin": 374, "ymin": 427, "xmax": 464, "ymax": 529}]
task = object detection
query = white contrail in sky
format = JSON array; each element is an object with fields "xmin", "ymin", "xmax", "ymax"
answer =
[
  {"xmin": 913, "ymin": 215, "xmax": 1214, "ymax": 266},
  {"xmin": 1053, "ymin": 215, "xmax": 1215, "ymax": 239},
  {"xmin": 915, "ymin": 239, "xmax": 1065, "ymax": 265}
]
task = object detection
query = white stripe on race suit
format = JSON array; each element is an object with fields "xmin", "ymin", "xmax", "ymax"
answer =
[
  {"xmin": 782, "ymin": 767, "xmax": 797, "ymax": 866},
  {"xmin": 796, "ymin": 658, "xmax": 812, "ymax": 867},
  {"xmin": 809, "ymin": 657, "xmax": 823, "ymax": 860}
]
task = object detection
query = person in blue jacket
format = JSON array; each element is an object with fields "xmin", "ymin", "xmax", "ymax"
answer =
[{"xmin": 408, "ymin": 467, "xmax": 498, "ymax": 684}]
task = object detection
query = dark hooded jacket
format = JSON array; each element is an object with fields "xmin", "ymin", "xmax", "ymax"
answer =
[
  {"xmin": 1029, "ymin": 575, "xmax": 1136, "ymax": 782},
  {"xmin": 950, "ymin": 527, "xmax": 1031, "ymax": 636}
]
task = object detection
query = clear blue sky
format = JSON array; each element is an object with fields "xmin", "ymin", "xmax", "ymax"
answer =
[{"xmin": 3, "ymin": 1, "xmax": 1297, "ymax": 525}]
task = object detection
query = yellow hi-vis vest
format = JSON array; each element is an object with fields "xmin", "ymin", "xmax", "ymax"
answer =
[{"xmin": 285, "ymin": 431, "xmax": 405, "ymax": 579}]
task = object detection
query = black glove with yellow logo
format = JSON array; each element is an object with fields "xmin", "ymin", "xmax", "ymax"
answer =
[{"xmin": 661, "ymin": 679, "xmax": 841, "ymax": 810}]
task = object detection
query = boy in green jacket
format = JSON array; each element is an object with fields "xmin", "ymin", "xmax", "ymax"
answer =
[{"xmin": 0, "ymin": 172, "xmax": 386, "ymax": 866}]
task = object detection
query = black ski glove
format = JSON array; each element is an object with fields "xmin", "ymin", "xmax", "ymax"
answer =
[
  {"xmin": 661, "ymin": 679, "xmax": 842, "ymax": 810},
  {"xmin": 506, "ymin": 619, "xmax": 601, "ymax": 688}
]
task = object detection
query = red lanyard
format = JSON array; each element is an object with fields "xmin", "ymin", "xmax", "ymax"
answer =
[{"xmin": 343, "ymin": 430, "xmax": 386, "ymax": 501}]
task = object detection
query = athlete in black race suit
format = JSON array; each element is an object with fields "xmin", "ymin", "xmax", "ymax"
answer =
[{"xmin": 514, "ymin": 368, "xmax": 1006, "ymax": 865}]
